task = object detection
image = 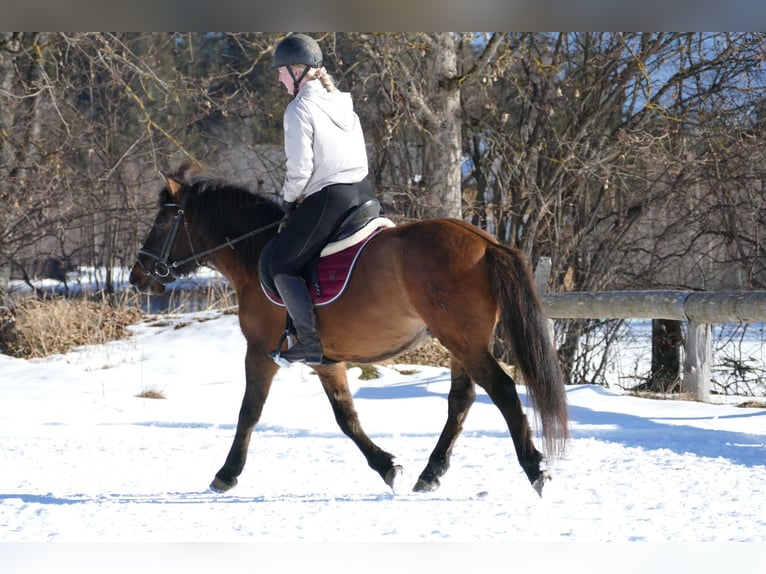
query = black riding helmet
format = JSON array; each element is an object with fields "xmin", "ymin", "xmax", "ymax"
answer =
[
  {"xmin": 271, "ymin": 33, "xmax": 323, "ymax": 69},
  {"xmin": 272, "ymin": 34, "xmax": 323, "ymax": 96}
]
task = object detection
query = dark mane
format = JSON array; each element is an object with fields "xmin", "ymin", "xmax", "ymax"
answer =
[{"xmin": 160, "ymin": 166, "xmax": 283, "ymax": 269}]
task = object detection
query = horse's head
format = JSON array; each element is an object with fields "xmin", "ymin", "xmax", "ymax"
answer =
[{"xmin": 129, "ymin": 164, "xmax": 203, "ymax": 294}]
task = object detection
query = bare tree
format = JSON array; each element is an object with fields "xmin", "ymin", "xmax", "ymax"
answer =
[
  {"xmin": 1, "ymin": 33, "xmax": 279, "ymax": 294},
  {"xmin": 459, "ymin": 32, "xmax": 765, "ymax": 382},
  {"xmin": 347, "ymin": 33, "xmax": 503, "ymax": 219},
  {"xmin": 1, "ymin": 32, "xmax": 763, "ymax": 391}
]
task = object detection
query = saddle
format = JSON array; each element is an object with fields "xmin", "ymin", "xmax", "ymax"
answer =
[{"xmin": 259, "ymin": 198, "xmax": 395, "ymax": 307}]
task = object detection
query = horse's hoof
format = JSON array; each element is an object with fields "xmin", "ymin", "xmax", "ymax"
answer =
[
  {"xmin": 412, "ymin": 477, "xmax": 440, "ymax": 493},
  {"xmin": 384, "ymin": 465, "xmax": 404, "ymax": 492},
  {"xmin": 531, "ymin": 470, "xmax": 551, "ymax": 497},
  {"xmin": 210, "ymin": 476, "xmax": 237, "ymax": 493}
]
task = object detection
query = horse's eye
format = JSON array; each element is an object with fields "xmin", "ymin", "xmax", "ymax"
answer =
[{"xmin": 159, "ymin": 210, "xmax": 177, "ymax": 228}]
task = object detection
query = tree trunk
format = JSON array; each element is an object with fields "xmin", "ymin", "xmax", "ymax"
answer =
[
  {"xmin": 0, "ymin": 33, "xmax": 23, "ymax": 289},
  {"xmin": 421, "ymin": 33, "xmax": 462, "ymax": 220},
  {"xmin": 650, "ymin": 319, "xmax": 683, "ymax": 392}
]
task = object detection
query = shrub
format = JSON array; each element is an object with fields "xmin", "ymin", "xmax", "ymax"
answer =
[{"xmin": 3, "ymin": 297, "xmax": 141, "ymax": 359}]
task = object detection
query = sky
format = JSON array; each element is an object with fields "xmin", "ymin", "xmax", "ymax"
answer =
[{"xmin": 1, "ymin": 307, "xmax": 765, "ymax": 571}]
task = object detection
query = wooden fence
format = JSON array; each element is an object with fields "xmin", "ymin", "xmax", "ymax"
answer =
[{"xmin": 534, "ymin": 258, "xmax": 766, "ymax": 401}]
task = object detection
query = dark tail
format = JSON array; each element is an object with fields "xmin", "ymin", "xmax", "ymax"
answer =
[{"xmin": 486, "ymin": 244, "xmax": 569, "ymax": 458}]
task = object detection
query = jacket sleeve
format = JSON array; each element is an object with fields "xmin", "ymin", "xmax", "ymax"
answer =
[{"xmin": 280, "ymin": 101, "xmax": 314, "ymax": 203}]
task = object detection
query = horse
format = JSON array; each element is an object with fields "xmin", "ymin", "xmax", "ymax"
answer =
[{"xmin": 129, "ymin": 162, "xmax": 569, "ymax": 496}]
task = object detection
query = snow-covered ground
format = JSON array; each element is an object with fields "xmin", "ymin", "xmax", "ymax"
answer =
[{"xmin": 1, "ymin": 307, "xmax": 765, "ymax": 571}]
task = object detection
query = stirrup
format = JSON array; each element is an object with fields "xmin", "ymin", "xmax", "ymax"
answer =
[
  {"xmin": 269, "ymin": 341, "xmax": 337, "ymax": 367},
  {"xmin": 268, "ymin": 331, "xmax": 324, "ymax": 366},
  {"xmin": 278, "ymin": 339, "xmax": 324, "ymax": 365},
  {"xmin": 269, "ymin": 325, "xmax": 295, "ymax": 368},
  {"xmin": 268, "ymin": 349, "xmax": 292, "ymax": 369}
]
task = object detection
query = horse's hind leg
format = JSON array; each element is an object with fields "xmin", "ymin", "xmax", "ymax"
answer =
[
  {"xmin": 466, "ymin": 351, "xmax": 547, "ymax": 493},
  {"xmin": 314, "ymin": 364, "xmax": 402, "ymax": 490},
  {"xmin": 211, "ymin": 345, "xmax": 278, "ymax": 492},
  {"xmin": 413, "ymin": 357, "xmax": 476, "ymax": 492}
]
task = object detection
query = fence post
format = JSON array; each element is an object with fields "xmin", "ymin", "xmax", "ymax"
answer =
[
  {"xmin": 534, "ymin": 257, "xmax": 557, "ymax": 347},
  {"xmin": 683, "ymin": 320, "xmax": 712, "ymax": 401},
  {"xmin": 534, "ymin": 257, "xmax": 552, "ymax": 293}
]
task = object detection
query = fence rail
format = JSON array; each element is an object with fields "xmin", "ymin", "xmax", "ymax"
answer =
[
  {"xmin": 540, "ymin": 290, "xmax": 766, "ymax": 323},
  {"xmin": 534, "ymin": 260, "xmax": 766, "ymax": 401}
]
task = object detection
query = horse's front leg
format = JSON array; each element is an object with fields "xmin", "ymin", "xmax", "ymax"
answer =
[
  {"xmin": 314, "ymin": 364, "xmax": 403, "ymax": 491},
  {"xmin": 210, "ymin": 343, "xmax": 278, "ymax": 492}
]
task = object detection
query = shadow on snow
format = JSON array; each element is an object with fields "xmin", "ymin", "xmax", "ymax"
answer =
[{"xmin": 354, "ymin": 379, "xmax": 766, "ymax": 468}]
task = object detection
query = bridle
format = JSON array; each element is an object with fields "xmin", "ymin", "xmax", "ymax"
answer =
[{"xmin": 136, "ymin": 188, "xmax": 283, "ymax": 283}]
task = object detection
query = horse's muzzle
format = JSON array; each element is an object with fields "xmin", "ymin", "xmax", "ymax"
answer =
[{"xmin": 129, "ymin": 261, "xmax": 166, "ymax": 294}]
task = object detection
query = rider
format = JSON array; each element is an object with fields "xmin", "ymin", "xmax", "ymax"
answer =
[{"xmin": 268, "ymin": 33, "xmax": 373, "ymax": 365}]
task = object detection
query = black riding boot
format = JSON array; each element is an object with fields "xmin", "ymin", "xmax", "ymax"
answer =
[{"xmin": 273, "ymin": 273, "xmax": 324, "ymax": 364}]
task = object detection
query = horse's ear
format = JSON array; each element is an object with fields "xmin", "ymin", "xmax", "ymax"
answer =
[{"xmin": 159, "ymin": 170, "xmax": 183, "ymax": 201}]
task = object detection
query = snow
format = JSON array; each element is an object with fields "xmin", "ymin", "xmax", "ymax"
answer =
[{"xmin": 1, "ymin": 308, "xmax": 765, "ymax": 571}]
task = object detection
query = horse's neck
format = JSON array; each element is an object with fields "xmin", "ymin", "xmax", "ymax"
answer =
[
  {"xmin": 207, "ymin": 248, "xmax": 251, "ymax": 298},
  {"xmin": 193, "ymin": 189, "xmax": 278, "ymax": 293},
  {"xmin": 204, "ymin": 225, "xmax": 270, "ymax": 296}
]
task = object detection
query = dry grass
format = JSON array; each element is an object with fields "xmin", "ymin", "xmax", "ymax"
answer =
[
  {"xmin": 383, "ymin": 338, "xmax": 517, "ymax": 375},
  {"xmin": 3, "ymin": 297, "xmax": 141, "ymax": 359},
  {"xmin": 2, "ymin": 296, "xmax": 455, "ymax": 366},
  {"xmin": 347, "ymin": 363, "xmax": 380, "ymax": 380},
  {"xmin": 738, "ymin": 400, "xmax": 766, "ymax": 409},
  {"xmin": 388, "ymin": 338, "xmax": 452, "ymax": 368},
  {"xmin": 628, "ymin": 390, "xmax": 696, "ymax": 401},
  {"xmin": 341, "ymin": 339, "xmax": 453, "ymax": 380},
  {"xmin": 135, "ymin": 389, "xmax": 167, "ymax": 400},
  {"xmin": 1, "ymin": 299, "xmax": 478, "ymax": 379}
]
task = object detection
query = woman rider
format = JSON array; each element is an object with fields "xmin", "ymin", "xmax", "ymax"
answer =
[{"xmin": 268, "ymin": 33, "xmax": 373, "ymax": 365}]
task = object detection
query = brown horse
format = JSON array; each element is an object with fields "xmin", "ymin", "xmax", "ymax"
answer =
[{"xmin": 129, "ymin": 162, "xmax": 569, "ymax": 496}]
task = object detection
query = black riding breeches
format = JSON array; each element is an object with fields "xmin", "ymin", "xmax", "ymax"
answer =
[{"xmin": 268, "ymin": 179, "xmax": 373, "ymax": 278}]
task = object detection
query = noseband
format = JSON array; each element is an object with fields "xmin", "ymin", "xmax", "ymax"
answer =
[{"xmin": 137, "ymin": 188, "xmax": 284, "ymax": 283}]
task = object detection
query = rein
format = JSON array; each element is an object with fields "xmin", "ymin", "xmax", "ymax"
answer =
[{"xmin": 138, "ymin": 191, "xmax": 283, "ymax": 281}]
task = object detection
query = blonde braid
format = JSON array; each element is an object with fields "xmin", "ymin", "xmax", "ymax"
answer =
[{"xmin": 315, "ymin": 67, "xmax": 336, "ymax": 92}]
